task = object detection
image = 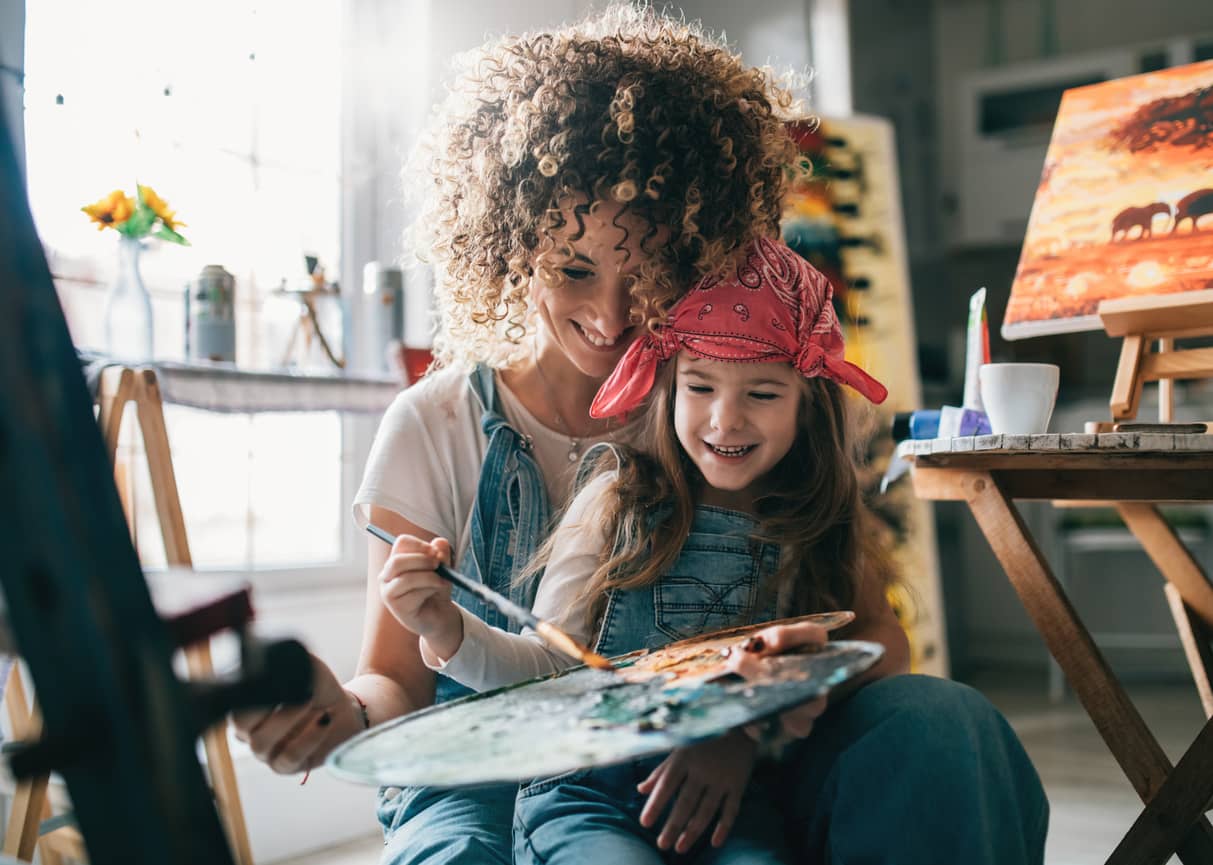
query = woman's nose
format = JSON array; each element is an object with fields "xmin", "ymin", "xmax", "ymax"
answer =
[{"xmin": 585, "ymin": 275, "xmax": 633, "ymax": 338}]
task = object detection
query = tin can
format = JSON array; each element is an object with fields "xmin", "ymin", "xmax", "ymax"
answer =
[
  {"xmin": 362, "ymin": 262, "xmax": 404, "ymax": 372},
  {"xmin": 186, "ymin": 265, "xmax": 236, "ymax": 363}
]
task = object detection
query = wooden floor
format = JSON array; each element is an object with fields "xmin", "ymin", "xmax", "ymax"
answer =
[
  {"xmin": 973, "ymin": 669, "xmax": 1201, "ymax": 865},
  {"xmin": 279, "ymin": 670, "xmax": 1205, "ymax": 865}
]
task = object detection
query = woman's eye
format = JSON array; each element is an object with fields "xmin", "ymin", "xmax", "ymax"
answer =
[{"xmin": 561, "ymin": 267, "xmax": 594, "ymax": 280}]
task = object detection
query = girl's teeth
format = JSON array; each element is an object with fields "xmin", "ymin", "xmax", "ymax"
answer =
[{"xmin": 709, "ymin": 443, "xmax": 754, "ymax": 456}]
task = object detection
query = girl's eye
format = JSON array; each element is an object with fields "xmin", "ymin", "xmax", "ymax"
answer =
[
  {"xmin": 750, "ymin": 391, "xmax": 779, "ymax": 401},
  {"xmin": 561, "ymin": 267, "xmax": 594, "ymax": 281},
  {"xmin": 686, "ymin": 384, "xmax": 712, "ymax": 394}
]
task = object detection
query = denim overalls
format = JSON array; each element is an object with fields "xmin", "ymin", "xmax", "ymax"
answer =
[
  {"xmin": 514, "ymin": 503, "xmax": 794, "ymax": 865},
  {"xmin": 379, "ymin": 365, "xmax": 548, "ymax": 865},
  {"xmin": 513, "ymin": 489, "xmax": 1050, "ymax": 865}
]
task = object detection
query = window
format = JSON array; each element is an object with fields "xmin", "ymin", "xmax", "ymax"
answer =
[{"xmin": 24, "ymin": 0, "xmax": 364, "ymax": 583}]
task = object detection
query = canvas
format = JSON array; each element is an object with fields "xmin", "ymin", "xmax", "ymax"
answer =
[{"xmin": 1003, "ymin": 60, "xmax": 1213, "ymax": 339}]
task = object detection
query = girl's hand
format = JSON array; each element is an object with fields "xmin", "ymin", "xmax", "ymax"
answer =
[
  {"xmin": 636, "ymin": 730, "xmax": 757, "ymax": 853},
  {"xmin": 378, "ymin": 535, "xmax": 462, "ymax": 655},
  {"xmin": 732, "ymin": 621, "xmax": 830, "ymax": 744},
  {"xmin": 231, "ymin": 653, "xmax": 360, "ymax": 774}
]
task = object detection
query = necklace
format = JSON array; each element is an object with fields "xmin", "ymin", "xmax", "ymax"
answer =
[{"xmin": 532, "ymin": 346, "xmax": 583, "ymax": 463}]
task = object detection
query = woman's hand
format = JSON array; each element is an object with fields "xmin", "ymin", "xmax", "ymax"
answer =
[
  {"xmin": 731, "ymin": 621, "xmax": 830, "ymax": 745},
  {"xmin": 378, "ymin": 535, "xmax": 463, "ymax": 659},
  {"xmin": 231, "ymin": 653, "xmax": 362, "ymax": 774},
  {"xmin": 636, "ymin": 730, "xmax": 758, "ymax": 853}
]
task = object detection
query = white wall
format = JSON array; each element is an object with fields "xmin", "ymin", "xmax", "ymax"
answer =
[{"xmin": 931, "ymin": 0, "xmax": 1213, "ymax": 248}]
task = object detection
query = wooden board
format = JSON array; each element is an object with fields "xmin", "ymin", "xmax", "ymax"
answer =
[{"xmin": 327, "ymin": 613, "xmax": 879, "ymax": 788}]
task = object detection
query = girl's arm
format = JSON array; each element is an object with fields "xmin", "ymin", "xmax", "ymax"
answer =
[{"xmin": 412, "ymin": 473, "xmax": 614, "ymax": 692}]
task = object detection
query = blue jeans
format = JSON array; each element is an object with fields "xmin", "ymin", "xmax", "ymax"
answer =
[
  {"xmin": 378, "ymin": 783, "xmax": 515, "ymax": 865},
  {"xmin": 514, "ymin": 757, "xmax": 790, "ymax": 865},
  {"xmin": 379, "ymin": 365, "xmax": 547, "ymax": 864},
  {"xmin": 778, "ymin": 674, "xmax": 1048, "ymax": 864},
  {"xmin": 514, "ymin": 675, "xmax": 1048, "ymax": 865}
]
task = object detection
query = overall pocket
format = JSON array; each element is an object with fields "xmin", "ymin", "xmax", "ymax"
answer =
[{"xmin": 654, "ymin": 531, "xmax": 759, "ymax": 641}]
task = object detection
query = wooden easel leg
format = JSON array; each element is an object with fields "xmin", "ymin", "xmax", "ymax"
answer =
[
  {"xmin": 96, "ymin": 367, "xmax": 136, "ymax": 464},
  {"xmin": 132, "ymin": 369, "xmax": 254, "ymax": 865},
  {"xmin": 1116, "ymin": 504, "xmax": 1213, "ymax": 641},
  {"xmin": 1158, "ymin": 338, "xmax": 1174, "ymax": 423},
  {"xmin": 4, "ymin": 667, "xmax": 47, "ymax": 862},
  {"xmin": 1111, "ymin": 334, "xmax": 1146, "ymax": 421},
  {"xmin": 134, "ymin": 370, "xmax": 193, "ymax": 566},
  {"xmin": 1164, "ymin": 583, "xmax": 1213, "ymax": 720},
  {"xmin": 960, "ymin": 472, "xmax": 1213, "ymax": 864},
  {"xmin": 4, "ymin": 775, "xmax": 51, "ymax": 861}
]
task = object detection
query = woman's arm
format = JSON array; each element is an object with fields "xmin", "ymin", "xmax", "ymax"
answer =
[{"xmin": 232, "ymin": 506, "xmax": 439, "ymax": 774}]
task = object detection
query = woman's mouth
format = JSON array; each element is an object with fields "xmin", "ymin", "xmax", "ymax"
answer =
[{"xmin": 573, "ymin": 321, "xmax": 628, "ymax": 352}]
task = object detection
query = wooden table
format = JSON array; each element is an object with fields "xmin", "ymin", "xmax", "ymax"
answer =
[{"xmin": 901, "ymin": 432, "xmax": 1213, "ymax": 865}]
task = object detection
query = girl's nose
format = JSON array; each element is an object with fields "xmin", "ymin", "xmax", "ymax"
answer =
[{"xmin": 711, "ymin": 398, "xmax": 744, "ymax": 432}]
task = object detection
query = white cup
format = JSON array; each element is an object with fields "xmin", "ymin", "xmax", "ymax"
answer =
[{"xmin": 978, "ymin": 363, "xmax": 1060, "ymax": 435}]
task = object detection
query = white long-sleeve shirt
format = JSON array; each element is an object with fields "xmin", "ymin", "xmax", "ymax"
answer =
[{"xmin": 420, "ymin": 471, "xmax": 616, "ymax": 691}]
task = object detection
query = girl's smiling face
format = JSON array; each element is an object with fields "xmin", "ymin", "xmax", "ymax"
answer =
[
  {"xmin": 529, "ymin": 199, "xmax": 653, "ymax": 380},
  {"xmin": 673, "ymin": 354, "xmax": 803, "ymax": 510}
]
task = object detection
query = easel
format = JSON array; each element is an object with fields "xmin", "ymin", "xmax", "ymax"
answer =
[
  {"xmin": 1080, "ymin": 288, "xmax": 1213, "ymax": 723},
  {"xmin": 1090, "ymin": 288, "xmax": 1213, "ymax": 431},
  {"xmin": 5, "ymin": 366, "xmax": 254, "ymax": 865}
]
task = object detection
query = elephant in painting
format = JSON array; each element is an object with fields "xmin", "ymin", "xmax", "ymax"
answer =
[
  {"xmin": 1172, "ymin": 188, "xmax": 1213, "ymax": 233},
  {"xmin": 1110, "ymin": 202, "xmax": 1171, "ymax": 241}
]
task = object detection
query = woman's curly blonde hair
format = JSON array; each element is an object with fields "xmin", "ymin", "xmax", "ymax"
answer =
[{"xmin": 410, "ymin": 4, "xmax": 802, "ymax": 368}]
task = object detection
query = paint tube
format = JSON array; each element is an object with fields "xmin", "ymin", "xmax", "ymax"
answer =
[{"xmin": 962, "ymin": 287, "xmax": 989, "ymax": 411}]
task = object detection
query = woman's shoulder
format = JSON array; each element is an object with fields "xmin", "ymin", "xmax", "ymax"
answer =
[{"xmin": 383, "ymin": 364, "xmax": 480, "ymax": 425}]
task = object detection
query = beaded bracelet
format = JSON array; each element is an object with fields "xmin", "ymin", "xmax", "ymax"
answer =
[{"xmin": 300, "ymin": 693, "xmax": 370, "ymax": 785}]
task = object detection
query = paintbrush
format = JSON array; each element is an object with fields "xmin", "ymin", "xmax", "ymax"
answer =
[{"xmin": 365, "ymin": 523, "xmax": 613, "ymax": 671}]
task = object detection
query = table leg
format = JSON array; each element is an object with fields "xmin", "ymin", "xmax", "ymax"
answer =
[
  {"xmin": 962, "ymin": 472, "xmax": 1213, "ymax": 864},
  {"xmin": 1107, "ymin": 714, "xmax": 1213, "ymax": 865}
]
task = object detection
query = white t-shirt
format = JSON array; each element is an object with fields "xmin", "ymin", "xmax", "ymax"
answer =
[
  {"xmin": 423, "ymin": 471, "xmax": 616, "ymax": 690},
  {"xmin": 352, "ymin": 365, "xmax": 619, "ymax": 569}
]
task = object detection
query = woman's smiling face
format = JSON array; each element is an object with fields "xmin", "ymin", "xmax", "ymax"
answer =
[{"xmin": 529, "ymin": 199, "xmax": 656, "ymax": 380}]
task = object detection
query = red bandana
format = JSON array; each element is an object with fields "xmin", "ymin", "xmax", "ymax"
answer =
[{"xmin": 590, "ymin": 236, "xmax": 888, "ymax": 418}]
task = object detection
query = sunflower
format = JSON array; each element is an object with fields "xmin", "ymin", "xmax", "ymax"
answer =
[
  {"xmin": 81, "ymin": 184, "xmax": 188, "ymax": 244},
  {"xmin": 82, "ymin": 189, "xmax": 136, "ymax": 230},
  {"xmin": 138, "ymin": 184, "xmax": 183, "ymax": 232}
]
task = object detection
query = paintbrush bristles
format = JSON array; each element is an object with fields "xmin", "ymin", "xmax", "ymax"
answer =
[{"xmin": 536, "ymin": 622, "xmax": 613, "ymax": 671}]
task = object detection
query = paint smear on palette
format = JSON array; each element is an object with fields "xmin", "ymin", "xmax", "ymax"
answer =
[{"xmin": 327, "ymin": 613, "xmax": 879, "ymax": 788}]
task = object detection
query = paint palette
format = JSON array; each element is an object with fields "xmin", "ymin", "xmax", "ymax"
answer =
[{"xmin": 327, "ymin": 612, "xmax": 882, "ymax": 788}]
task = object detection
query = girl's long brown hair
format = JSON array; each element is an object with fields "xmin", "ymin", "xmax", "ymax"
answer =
[{"xmin": 571, "ymin": 361, "xmax": 899, "ymax": 633}]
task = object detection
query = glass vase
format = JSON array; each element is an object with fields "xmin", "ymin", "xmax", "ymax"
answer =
[{"xmin": 104, "ymin": 235, "xmax": 154, "ymax": 360}]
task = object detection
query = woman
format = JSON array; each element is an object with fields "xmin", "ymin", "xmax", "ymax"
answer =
[{"xmin": 233, "ymin": 7, "xmax": 801, "ymax": 864}]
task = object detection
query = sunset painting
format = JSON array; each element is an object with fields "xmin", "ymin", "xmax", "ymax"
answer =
[{"xmin": 1003, "ymin": 60, "xmax": 1213, "ymax": 339}]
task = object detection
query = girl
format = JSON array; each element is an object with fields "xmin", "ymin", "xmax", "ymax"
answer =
[
  {"xmin": 382, "ymin": 238, "xmax": 1048, "ymax": 864},
  {"xmin": 232, "ymin": 7, "xmax": 803, "ymax": 865}
]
